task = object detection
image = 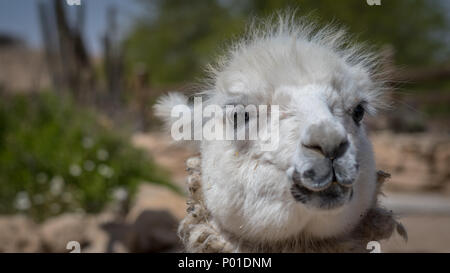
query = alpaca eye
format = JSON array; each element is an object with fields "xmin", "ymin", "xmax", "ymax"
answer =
[{"xmin": 352, "ymin": 104, "xmax": 365, "ymax": 124}]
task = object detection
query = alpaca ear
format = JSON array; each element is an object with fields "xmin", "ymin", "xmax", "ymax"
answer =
[
  {"xmin": 154, "ymin": 92, "xmax": 190, "ymax": 131},
  {"xmin": 153, "ymin": 92, "xmax": 200, "ymax": 149}
]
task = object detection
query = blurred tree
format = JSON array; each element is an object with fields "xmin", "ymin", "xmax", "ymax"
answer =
[
  {"xmin": 124, "ymin": 0, "xmax": 450, "ymax": 87},
  {"xmin": 124, "ymin": 0, "xmax": 246, "ymax": 87}
]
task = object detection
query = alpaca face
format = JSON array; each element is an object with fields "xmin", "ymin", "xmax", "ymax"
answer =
[
  {"xmin": 199, "ymin": 37, "xmax": 382, "ymax": 242},
  {"xmin": 201, "ymin": 81, "xmax": 378, "ymax": 242}
]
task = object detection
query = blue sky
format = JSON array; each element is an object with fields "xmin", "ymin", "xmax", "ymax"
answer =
[{"xmin": 0, "ymin": 0, "xmax": 145, "ymax": 55}]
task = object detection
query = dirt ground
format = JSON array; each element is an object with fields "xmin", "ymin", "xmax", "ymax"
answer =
[
  {"xmin": 133, "ymin": 131, "xmax": 450, "ymax": 253},
  {"xmin": 379, "ymin": 193, "xmax": 450, "ymax": 252}
]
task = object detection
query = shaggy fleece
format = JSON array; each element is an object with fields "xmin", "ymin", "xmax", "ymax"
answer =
[{"xmin": 178, "ymin": 156, "xmax": 407, "ymax": 253}]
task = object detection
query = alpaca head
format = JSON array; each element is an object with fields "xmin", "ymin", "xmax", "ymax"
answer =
[{"xmin": 155, "ymin": 16, "xmax": 388, "ymax": 243}]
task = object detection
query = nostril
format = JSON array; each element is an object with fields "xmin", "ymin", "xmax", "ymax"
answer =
[
  {"xmin": 303, "ymin": 169, "xmax": 315, "ymax": 179},
  {"xmin": 302, "ymin": 144, "xmax": 325, "ymax": 156},
  {"xmin": 302, "ymin": 140, "xmax": 348, "ymax": 160},
  {"xmin": 330, "ymin": 140, "xmax": 349, "ymax": 160}
]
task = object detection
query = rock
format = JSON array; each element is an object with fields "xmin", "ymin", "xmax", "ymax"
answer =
[
  {"xmin": 435, "ymin": 142, "xmax": 450, "ymax": 185},
  {"xmin": 126, "ymin": 210, "xmax": 181, "ymax": 253},
  {"xmin": 125, "ymin": 183, "xmax": 187, "ymax": 252},
  {"xmin": 82, "ymin": 212, "xmax": 127, "ymax": 253},
  {"xmin": 0, "ymin": 216, "xmax": 41, "ymax": 253},
  {"xmin": 39, "ymin": 213, "xmax": 94, "ymax": 253},
  {"xmin": 127, "ymin": 183, "xmax": 187, "ymax": 222},
  {"xmin": 372, "ymin": 132, "xmax": 450, "ymax": 192},
  {"xmin": 39, "ymin": 212, "xmax": 129, "ymax": 253},
  {"xmin": 0, "ymin": 183, "xmax": 186, "ymax": 253}
]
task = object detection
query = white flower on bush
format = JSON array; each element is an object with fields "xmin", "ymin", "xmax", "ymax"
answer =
[
  {"xmin": 112, "ymin": 187, "xmax": 128, "ymax": 202},
  {"xmin": 50, "ymin": 176, "xmax": 65, "ymax": 195},
  {"xmin": 14, "ymin": 191, "xmax": 31, "ymax": 211},
  {"xmin": 83, "ymin": 160, "xmax": 95, "ymax": 171},
  {"xmin": 97, "ymin": 149, "xmax": 109, "ymax": 161},
  {"xmin": 98, "ymin": 164, "xmax": 114, "ymax": 178},
  {"xmin": 69, "ymin": 164, "xmax": 82, "ymax": 177}
]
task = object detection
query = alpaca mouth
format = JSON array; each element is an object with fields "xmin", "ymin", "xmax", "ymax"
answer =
[
  {"xmin": 290, "ymin": 181, "xmax": 353, "ymax": 210},
  {"xmin": 288, "ymin": 161, "xmax": 357, "ymax": 210}
]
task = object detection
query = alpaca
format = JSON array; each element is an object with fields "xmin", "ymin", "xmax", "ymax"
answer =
[{"xmin": 154, "ymin": 14, "xmax": 406, "ymax": 252}]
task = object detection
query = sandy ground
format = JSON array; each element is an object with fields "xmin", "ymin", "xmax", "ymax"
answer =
[
  {"xmin": 381, "ymin": 215, "xmax": 450, "ymax": 252},
  {"xmin": 380, "ymin": 193, "xmax": 450, "ymax": 252},
  {"xmin": 132, "ymin": 133, "xmax": 196, "ymax": 191}
]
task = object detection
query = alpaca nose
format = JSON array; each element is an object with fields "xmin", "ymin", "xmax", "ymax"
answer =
[
  {"xmin": 301, "ymin": 120, "xmax": 349, "ymax": 160},
  {"xmin": 303, "ymin": 140, "xmax": 349, "ymax": 160}
]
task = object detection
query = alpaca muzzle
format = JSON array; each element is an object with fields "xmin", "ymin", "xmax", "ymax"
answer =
[
  {"xmin": 288, "ymin": 155, "xmax": 358, "ymax": 209},
  {"xmin": 290, "ymin": 169, "xmax": 354, "ymax": 210}
]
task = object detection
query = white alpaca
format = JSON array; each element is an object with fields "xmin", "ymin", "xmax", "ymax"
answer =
[{"xmin": 155, "ymin": 15, "xmax": 404, "ymax": 252}]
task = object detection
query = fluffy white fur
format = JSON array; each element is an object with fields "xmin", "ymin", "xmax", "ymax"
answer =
[{"xmin": 155, "ymin": 14, "xmax": 390, "ymax": 247}]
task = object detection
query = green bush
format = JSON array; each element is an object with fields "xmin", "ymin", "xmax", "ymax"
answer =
[{"xmin": 0, "ymin": 92, "xmax": 174, "ymax": 222}]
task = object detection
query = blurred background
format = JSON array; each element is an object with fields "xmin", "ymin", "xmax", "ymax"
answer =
[{"xmin": 0, "ymin": 0, "xmax": 449, "ymax": 253}]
